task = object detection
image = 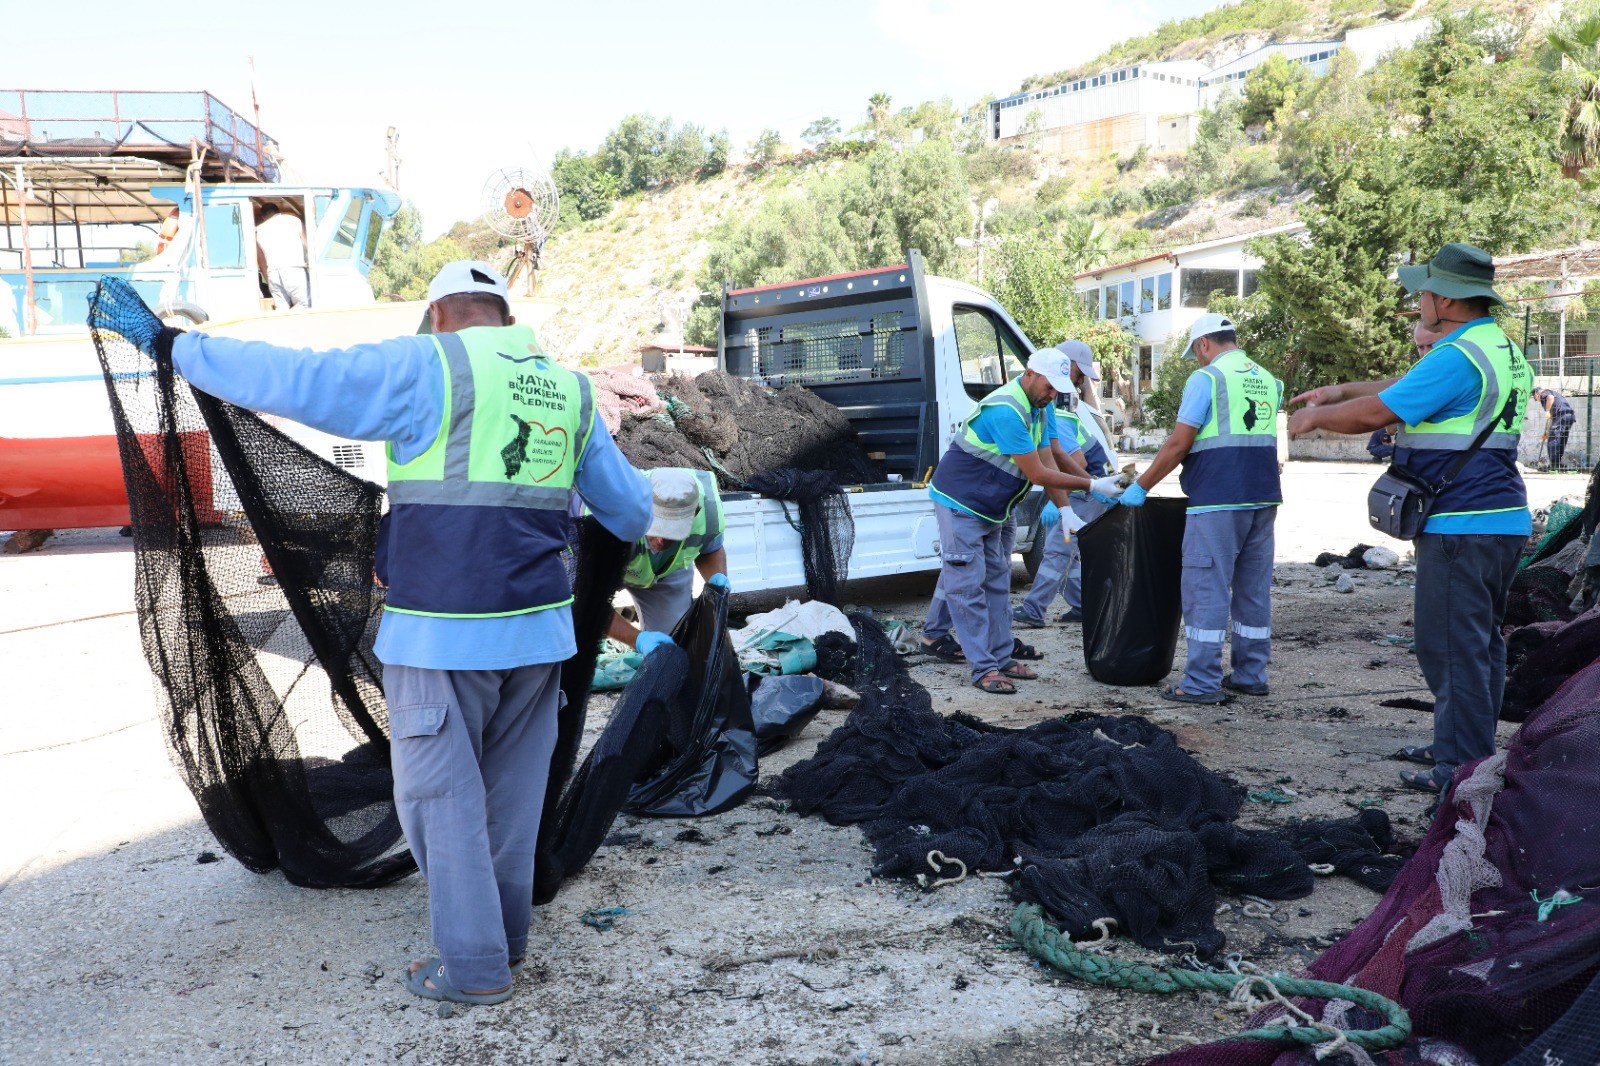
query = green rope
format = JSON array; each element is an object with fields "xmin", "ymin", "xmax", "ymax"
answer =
[{"xmin": 1009, "ymin": 904, "xmax": 1411, "ymax": 1052}]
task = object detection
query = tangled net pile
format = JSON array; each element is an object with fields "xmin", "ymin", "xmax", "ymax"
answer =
[
  {"xmin": 88, "ymin": 277, "xmax": 712, "ymax": 897},
  {"xmin": 778, "ymin": 614, "xmax": 1404, "ymax": 959}
]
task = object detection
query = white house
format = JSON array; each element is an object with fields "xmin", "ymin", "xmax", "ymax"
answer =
[
  {"xmin": 983, "ymin": 18, "xmax": 1433, "ymax": 156},
  {"xmin": 1074, "ymin": 222, "xmax": 1306, "ymax": 392}
]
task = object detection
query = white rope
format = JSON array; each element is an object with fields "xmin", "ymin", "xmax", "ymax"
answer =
[
  {"xmin": 914, "ymin": 850, "xmax": 967, "ymax": 889},
  {"xmin": 1228, "ymin": 974, "xmax": 1356, "ymax": 1061}
]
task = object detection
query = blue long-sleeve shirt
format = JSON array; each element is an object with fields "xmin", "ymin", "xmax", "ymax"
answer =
[{"xmin": 172, "ymin": 330, "xmax": 652, "ymax": 670}]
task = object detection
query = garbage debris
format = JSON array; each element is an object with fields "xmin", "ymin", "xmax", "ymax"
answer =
[{"xmin": 748, "ymin": 674, "xmax": 825, "ymax": 755}]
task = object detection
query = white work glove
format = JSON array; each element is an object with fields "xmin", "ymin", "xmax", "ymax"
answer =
[
  {"xmin": 1089, "ymin": 476, "xmax": 1126, "ymax": 499},
  {"xmin": 1060, "ymin": 507, "xmax": 1088, "ymax": 543}
]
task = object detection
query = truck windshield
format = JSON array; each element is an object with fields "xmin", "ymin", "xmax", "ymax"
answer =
[{"xmin": 954, "ymin": 305, "xmax": 1029, "ymax": 400}]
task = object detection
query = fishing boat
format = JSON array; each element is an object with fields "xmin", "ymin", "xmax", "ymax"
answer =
[{"xmin": 0, "ymin": 90, "xmax": 435, "ymax": 531}]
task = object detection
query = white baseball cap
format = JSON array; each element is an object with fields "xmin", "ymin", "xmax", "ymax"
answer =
[
  {"xmin": 1054, "ymin": 339, "xmax": 1100, "ymax": 381},
  {"xmin": 1180, "ymin": 312, "xmax": 1236, "ymax": 360},
  {"xmin": 428, "ymin": 260, "xmax": 510, "ymax": 305},
  {"xmin": 1025, "ymin": 348, "xmax": 1075, "ymax": 393},
  {"xmin": 646, "ymin": 468, "xmax": 703, "ymax": 542}
]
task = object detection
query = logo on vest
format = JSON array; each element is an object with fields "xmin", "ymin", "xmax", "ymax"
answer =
[
  {"xmin": 510, "ymin": 373, "xmax": 569, "ymax": 412},
  {"xmin": 1237, "ymin": 374, "xmax": 1275, "ymax": 431},
  {"xmin": 501, "ymin": 414, "xmax": 569, "ymax": 482}
]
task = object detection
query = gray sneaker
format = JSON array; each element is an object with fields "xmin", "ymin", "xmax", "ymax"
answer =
[{"xmin": 1011, "ymin": 606, "xmax": 1047, "ymax": 629}]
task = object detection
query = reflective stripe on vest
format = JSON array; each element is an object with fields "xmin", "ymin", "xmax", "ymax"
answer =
[
  {"xmin": 1391, "ymin": 321, "xmax": 1531, "ymax": 520},
  {"xmin": 1178, "ymin": 350, "xmax": 1283, "ymax": 508},
  {"xmin": 624, "ymin": 468, "xmax": 725, "ymax": 589},
  {"xmin": 929, "ymin": 379, "xmax": 1046, "ymax": 522},
  {"xmin": 379, "ymin": 325, "xmax": 594, "ymax": 617}
]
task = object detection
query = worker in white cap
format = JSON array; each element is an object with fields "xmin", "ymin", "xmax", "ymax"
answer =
[
  {"xmin": 127, "ymin": 258, "xmax": 653, "ymax": 1006},
  {"xmin": 1014, "ymin": 339, "xmax": 1122, "ymax": 628},
  {"xmin": 609, "ymin": 467, "xmax": 729, "ymax": 654},
  {"xmin": 921, "ymin": 347, "xmax": 1127, "ymax": 694},
  {"xmin": 1118, "ymin": 312, "xmax": 1283, "ymax": 705}
]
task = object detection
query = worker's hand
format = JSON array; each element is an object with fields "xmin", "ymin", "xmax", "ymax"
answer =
[
  {"xmin": 1287, "ymin": 407, "xmax": 1318, "ymax": 440},
  {"xmin": 1060, "ymin": 508, "xmax": 1088, "ymax": 541},
  {"xmin": 1040, "ymin": 501, "xmax": 1060, "ymax": 527},
  {"xmin": 707, "ymin": 572, "xmax": 730, "ymax": 591},
  {"xmin": 636, "ymin": 631, "xmax": 675, "ymax": 657},
  {"xmin": 1089, "ymin": 491, "xmax": 1120, "ymax": 506},
  {"xmin": 1289, "ymin": 384, "xmax": 1344, "ymax": 408},
  {"xmin": 1089, "ymin": 476, "xmax": 1126, "ymax": 499},
  {"xmin": 1119, "ymin": 483, "xmax": 1148, "ymax": 507}
]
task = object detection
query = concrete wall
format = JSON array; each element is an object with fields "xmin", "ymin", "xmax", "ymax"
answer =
[{"xmin": 1286, "ymin": 395, "xmax": 1599, "ymax": 470}]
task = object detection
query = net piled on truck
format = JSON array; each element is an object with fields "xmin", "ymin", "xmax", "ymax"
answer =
[{"xmin": 778, "ymin": 614, "xmax": 1403, "ymax": 959}]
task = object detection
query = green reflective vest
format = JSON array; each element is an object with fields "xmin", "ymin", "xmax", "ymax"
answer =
[
  {"xmin": 929, "ymin": 378, "xmax": 1047, "ymax": 522},
  {"xmin": 623, "ymin": 469, "xmax": 724, "ymax": 589},
  {"xmin": 1179, "ymin": 349, "xmax": 1283, "ymax": 508}
]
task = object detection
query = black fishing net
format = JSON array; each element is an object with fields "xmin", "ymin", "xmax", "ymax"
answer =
[
  {"xmin": 779, "ymin": 613, "xmax": 1401, "ymax": 958},
  {"xmin": 89, "ymin": 276, "xmax": 720, "ymax": 899},
  {"xmin": 746, "ymin": 469, "xmax": 853, "ymax": 606}
]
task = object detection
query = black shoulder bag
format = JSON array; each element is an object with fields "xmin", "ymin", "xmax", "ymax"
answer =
[{"xmin": 1368, "ymin": 394, "xmax": 1517, "ymax": 540}]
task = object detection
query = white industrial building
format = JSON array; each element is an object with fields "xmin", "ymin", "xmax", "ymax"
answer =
[
  {"xmin": 1073, "ymin": 222, "xmax": 1306, "ymax": 392},
  {"xmin": 986, "ymin": 18, "xmax": 1433, "ymax": 156}
]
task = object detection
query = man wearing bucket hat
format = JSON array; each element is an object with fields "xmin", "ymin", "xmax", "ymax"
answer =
[
  {"xmin": 1287, "ymin": 242, "xmax": 1534, "ymax": 792},
  {"xmin": 1013, "ymin": 340, "xmax": 1122, "ymax": 628},
  {"xmin": 608, "ymin": 467, "xmax": 729, "ymax": 655},
  {"xmin": 1118, "ymin": 312, "xmax": 1284, "ymax": 707},
  {"xmin": 921, "ymin": 347, "xmax": 1128, "ymax": 694}
]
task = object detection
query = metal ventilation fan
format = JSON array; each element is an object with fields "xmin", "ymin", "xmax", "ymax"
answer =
[{"xmin": 479, "ymin": 165, "xmax": 560, "ymax": 294}]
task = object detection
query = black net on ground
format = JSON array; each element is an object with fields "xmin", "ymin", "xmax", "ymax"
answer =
[
  {"xmin": 778, "ymin": 613, "xmax": 1400, "ymax": 958},
  {"xmin": 90, "ymin": 277, "xmax": 712, "ymax": 899},
  {"xmin": 1313, "ymin": 543, "xmax": 1378, "ymax": 569},
  {"xmin": 746, "ymin": 469, "xmax": 854, "ymax": 606}
]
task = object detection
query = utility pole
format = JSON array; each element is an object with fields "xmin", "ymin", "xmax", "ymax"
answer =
[{"xmin": 385, "ymin": 127, "xmax": 402, "ymax": 191}]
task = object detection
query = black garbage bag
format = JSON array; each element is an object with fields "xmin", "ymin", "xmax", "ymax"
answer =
[
  {"xmin": 747, "ymin": 674, "xmax": 825, "ymax": 755},
  {"xmin": 626, "ymin": 583, "xmax": 758, "ymax": 817},
  {"xmin": 1079, "ymin": 497, "xmax": 1188, "ymax": 686}
]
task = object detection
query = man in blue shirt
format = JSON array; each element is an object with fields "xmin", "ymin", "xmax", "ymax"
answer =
[
  {"xmin": 1120, "ymin": 313, "xmax": 1284, "ymax": 705},
  {"xmin": 1288, "ymin": 243, "xmax": 1532, "ymax": 792},
  {"xmin": 922, "ymin": 348, "xmax": 1126, "ymax": 694},
  {"xmin": 137, "ymin": 261, "xmax": 652, "ymax": 1002},
  {"xmin": 1535, "ymin": 387, "xmax": 1577, "ymax": 470}
]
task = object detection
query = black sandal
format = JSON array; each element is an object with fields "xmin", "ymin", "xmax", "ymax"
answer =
[
  {"xmin": 920, "ymin": 634, "xmax": 965, "ymax": 662},
  {"xmin": 1011, "ymin": 638, "xmax": 1044, "ymax": 661},
  {"xmin": 973, "ymin": 672, "xmax": 1017, "ymax": 694},
  {"xmin": 1399, "ymin": 767, "xmax": 1449, "ymax": 792},
  {"xmin": 1390, "ymin": 745, "xmax": 1436, "ymax": 766},
  {"xmin": 1000, "ymin": 661, "xmax": 1038, "ymax": 681}
]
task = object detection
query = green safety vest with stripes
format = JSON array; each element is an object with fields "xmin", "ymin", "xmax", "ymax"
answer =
[
  {"xmin": 1392, "ymin": 318, "xmax": 1532, "ymax": 521},
  {"xmin": 378, "ymin": 324, "xmax": 594, "ymax": 618},
  {"xmin": 929, "ymin": 377, "xmax": 1048, "ymax": 523},
  {"xmin": 623, "ymin": 469, "xmax": 725, "ymax": 588},
  {"xmin": 1178, "ymin": 349, "xmax": 1283, "ymax": 508}
]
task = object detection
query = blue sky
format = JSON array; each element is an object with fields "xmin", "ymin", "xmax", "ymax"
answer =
[{"xmin": 11, "ymin": 0, "xmax": 1222, "ymax": 236}]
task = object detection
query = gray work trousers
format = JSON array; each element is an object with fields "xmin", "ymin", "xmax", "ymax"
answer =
[
  {"xmin": 1018, "ymin": 495, "xmax": 1113, "ymax": 622},
  {"xmin": 386, "ymin": 662, "xmax": 562, "ymax": 992},
  {"xmin": 923, "ymin": 504, "xmax": 1017, "ymax": 683},
  {"xmin": 1179, "ymin": 508, "xmax": 1276, "ymax": 696},
  {"xmin": 625, "ymin": 565, "xmax": 694, "ymax": 635},
  {"xmin": 1413, "ymin": 533, "xmax": 1522, "ymax": 775}
]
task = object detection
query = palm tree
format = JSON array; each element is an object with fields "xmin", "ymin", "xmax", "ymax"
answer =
[
  {"xmin": 1544, "ymin": 5, "xmax": 1600, "ymax": 178},
  {"xmin": 867, "ymin": 93, "xmax": 892, "ymax": 134}
]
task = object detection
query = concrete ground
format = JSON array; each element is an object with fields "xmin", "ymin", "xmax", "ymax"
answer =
[{"xmin": 0, "ymin": 462, "xmax": 1583, "ymax": 1065}]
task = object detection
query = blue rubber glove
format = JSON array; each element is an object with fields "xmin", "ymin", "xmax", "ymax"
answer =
[
  {"xmin": 636, "ymin": 631, "xmax": 675, "ymax": 656},
  {"xmin": 1120, "ymin": 483, "xmax": 1148, "ymax": 507},
  {"xmin": 1089, "ymin": 491, "xmax": 1120, "ymax": 506},
  {"xmin": 1040, "ymin": 501, "xmax": 1060, "ymax": 527},
  {"xmin": 707, "ymin": 572, "xmax": 730, "ymax": 590}
]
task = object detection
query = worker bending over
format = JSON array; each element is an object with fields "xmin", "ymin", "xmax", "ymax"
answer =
[
  {"xmin": 920, "ymin": 348, "xmax": 1126, "ymax": 694},
  {"xmin": 1120, "ymin": 313, "xmax": 1283, "ymax": 705},
  {"xmin": 608, "ymin": 467, "xmax": 729, "ymax": 656}
]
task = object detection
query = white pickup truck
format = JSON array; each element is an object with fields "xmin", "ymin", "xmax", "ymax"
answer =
[{"xmin": 713, "ymin": 250, "xmax": 1066, "ymax": 594}]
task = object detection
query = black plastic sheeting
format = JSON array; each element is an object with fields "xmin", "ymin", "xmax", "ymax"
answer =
[
  {"xmin": 1078, "ymin": 497, "xmax": 1188, "ymax": 686},
  {"xmin": 625, "ymin": 583, "xmax": 758, "ymax": 818},
  {"xmin": 748, "ymin": 674, "xmax": 825, "ymax": 756}
]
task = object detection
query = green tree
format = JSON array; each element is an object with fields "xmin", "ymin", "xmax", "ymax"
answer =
[
  {"xmin": 801, "ymin": 116, "xmax": 841, "ymax": 147},
  {"xmin": 597, "ymin": 113, "xmax": 670, "ymax": 194},
  {"xmin": 867, "ymin": 92, "xmax": 893, "ymax": 134},
  {"xmin": 986, "ymin": 233, "xmax": 1082, "ymax": 347},
  {"xmin": 551, "ymin": 150, "xmax": 619, "ymax": 228},
  {"xmin": 1241, "ymin": 51, "xmax": 1310, "ymax": 128},
  {"xmin": 659, "ymin": 123, "xmax": 710, "ymax": 184},
  {"xmin": 369, "ymin": 202, "xmax": 471, "ymax": 301},
  {"xmin": 704, "ymin": 130, "xmax": 731, "ymax": 175},
  {"xmin": 748, "ymin": 128, "xmax": 784, "ymax": 166},
  {"xmin": 1543, "ymin": 1, "xmax": 1600, "ymax": 176}
]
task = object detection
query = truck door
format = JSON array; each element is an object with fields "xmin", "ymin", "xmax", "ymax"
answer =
[{"xmin": 951, "ymin": 303, "xmax": 1031, "ymax": 400}]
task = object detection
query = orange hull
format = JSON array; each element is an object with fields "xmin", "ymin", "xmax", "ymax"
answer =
[{"xmin": 0, "ymin": 433, "xmax": 217, "ymax": 530}]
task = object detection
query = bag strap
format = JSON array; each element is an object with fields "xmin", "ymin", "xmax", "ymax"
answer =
[{"xmin": 1435, "ymin": 392, "xmax": 1519, "ymax": 491}]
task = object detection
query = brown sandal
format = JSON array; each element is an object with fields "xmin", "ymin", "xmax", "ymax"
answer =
[
  {"xmin": 999, "ymin": 661, "xmax": 1038, "ymax": 681},
  {"xmin": 973, "ymin": 672, "xmax": 1017, "ymax": 694}
]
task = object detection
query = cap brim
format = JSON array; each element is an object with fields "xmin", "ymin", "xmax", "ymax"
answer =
[
  {"xmin": 1180, "ymin": 339, "xmax": 1198, "ymax": 360},
  {"xmin": 1398, "ymin": 265, "xmax": 1505, "ymax": 306},
  {"xmin": 1040, "ymin": 369, "xmax": 1075, "ymax": 393},
  {"xmin": 1396, "ymin": 264, "xmax": 1428, "ymax": 294},
  {"xmin": 1076, "ymin": 361, "xmax": 1100, "ymax": 381},
  {"xmin": 647, "ymin": 516, "xmax": 694, "ymax": 542}
]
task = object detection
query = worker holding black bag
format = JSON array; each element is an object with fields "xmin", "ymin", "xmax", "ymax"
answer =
[{"xmin": 1288, "ymin": 243, "xmax": 1534, "ymax": 793}]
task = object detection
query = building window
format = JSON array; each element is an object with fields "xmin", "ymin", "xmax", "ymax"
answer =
[
  {"xmin": 1242, "ymin": 269, "xmax": 1260, "ymax": 298},
  {"xmin": 1102, "ymin": 285, "xmax": 1115, "ymax": 319},
  {"xmin": 1080, "ymin": 288, "xmax": 1100, "ymax": 317},
  {"xmin": 1181, "ymin": 268, "xmax": 1239, "ymax": 308},
  {"xmin": 1140, "ymin": 275, "xmax": 1155, "ymax": 314},
  {"xmin": 1157, "ymin": 272, "xmax": 1172, "ymax": 311},
  {"xmin": 1119, "ymin": 279, "xmax": 1137, "ymax": 318},
  {"xmin": 1139, "ymin": 345, "xmax": 1154, "ymax": 391}
]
